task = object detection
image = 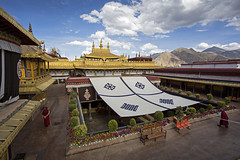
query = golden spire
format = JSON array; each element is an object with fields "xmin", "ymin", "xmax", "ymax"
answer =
[
  {"xmin": 136, "ymin": 53, "xmax": 137, "ymax": 57},
  {"xmin": 107, "ymin": 42, "xmax": 109, "ymax": 49},
  {"xmin": 138, "ymin": 52, "xmax": 140, "ymax": 57},
  {"xmin": 150, "ymin": 54, "xmax": 152, "ymax": 58},
  {"xmin": 100, "ymin": 39, "xmax": 103, "ymax": 48},
  {"xmin": 29, "ymin": 22, "xmax": 32, "ymax": 33},
  {"xmin": 43, "ymin": 44, "xmax": 46, "ymax": 52},
  {"xmin": 92, "ymin": 40, "xmax": 95, "ymax": 49}
]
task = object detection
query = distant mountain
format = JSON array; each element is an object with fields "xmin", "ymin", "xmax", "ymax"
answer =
[
  {"xmin": 151, "ymin": 53, "xmax": 161, "ymax": 60},
  {"xmin": 203, "ymin": 47, "xmax": 240, "ymax": 59},
  {"xmin": 171, "ymin": 47, "xmax": 228, "ymax": 64},
  {"xmin": 154, "ymin": 52, "xmax": 185, "ymax": 67},
  {"xmin": 203, "ymin": 47, "xmax": 226, "ymax": 53},
  {"xmin": 222, "ymin": 49, "xmax": 240, "ymax": 58}
]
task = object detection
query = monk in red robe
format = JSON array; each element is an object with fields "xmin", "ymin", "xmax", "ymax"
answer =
[
  {"xmin": 218, "ymin": 111, "xmax": 229, "ymax": 127},
  {"xmin": 42, "ymin": 107, "xmax": 50, "ymax": 127}
]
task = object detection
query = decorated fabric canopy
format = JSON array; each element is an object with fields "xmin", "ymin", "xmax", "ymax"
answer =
[{"xmin": 90, "ymin": 77, "xmax": 199, "ymax": 117}]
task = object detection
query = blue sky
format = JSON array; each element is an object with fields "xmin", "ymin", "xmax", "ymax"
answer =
[{"xmin": 1, "ymin": 0, "xmax": 240, "ymax": 59}]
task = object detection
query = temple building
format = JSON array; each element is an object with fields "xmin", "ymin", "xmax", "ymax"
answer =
[
  {"xmin": 49, "ymin": 40, "xmax": 156, "ymax": 82},
  {"xmin": 153, "ymin": 59, "xmax": 240, "ymax": 101},
  {"xmin": 19, "ymin": 44, "xmax": 56, "ymax": 101},
  {"xmin": 0, "ymin": 7, "xmax": 53, "ymax": 159}
]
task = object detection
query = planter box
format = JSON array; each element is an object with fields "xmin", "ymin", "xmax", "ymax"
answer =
[{"xmin": 66, "ymin": 133, "xmax": 140, "ymax": 156}]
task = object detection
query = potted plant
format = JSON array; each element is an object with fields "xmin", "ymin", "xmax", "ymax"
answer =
[
  {"xmin": 154, "ymin": 111, "xmax": 164, "ymax": 122},
  {"xmin": 70, "ymin": 116, "xmax": 79, "ymax": 128},
  {"xmin": 199, "ymin": 108, "xmax": 205, "ymax": 113},
  {"xmin": 186, "ymin": 91, "xmax": 192, "ymax": 96},
  {"xmin": 206, "ymin": 93, "xmax": 213, "ymax": 101},
  {"xmin": 187, "ymin": 107, "xmax": 196, "ymax": 115},
  {"xmin": 68, "ymin": 103, "xmax": 77, "ymax": 111},
  {"xmin": 175, "ymin": 106, "xmax": 184, "ymax": 120},
  {"xmin": 217, "ymin": 101, "xmax": 226, "ymax": 109},
  {"xmin": 195, "ymin": 94, "xmax": 200, "ymax": 99},
  {"xmin": 178, "ymin": 89, "xmax": 182, "ymax": 94},
  {"xmin": 108, "ymin": 119, "xmax": 118, "ymax": 133},
  {"xmin": 73, "ymin": 124, "xmax": 87, "ymax": 138},
  {"xmin": 129, "ymin": 118, "xmax": 136, "ymax": 127},
  {"xmin": 225, "ymin": 97, "xmax": 230, "ymax": 105},
  {"xmin": 72, "ymin": 109, "xmax": 79, "ymax": 117},
  {"xmin": 207, "ymin": 104, "xmax": 213, "ymax": 111}
]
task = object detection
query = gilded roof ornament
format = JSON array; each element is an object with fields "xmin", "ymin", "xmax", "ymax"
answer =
[
  {"xmin": 29, "ymin": 22, "xmax": 32, "ymax": 33},
  {"xmin": 107, "ymin": 42, "xmax": 109, "ymax": 49},
  {"xmin": 100, "ymin": 39, "xmax": 103, "ymax": 48},
  {"xmin": 92, "ymin": 40, "xmax": 95, "ymax": 49}
]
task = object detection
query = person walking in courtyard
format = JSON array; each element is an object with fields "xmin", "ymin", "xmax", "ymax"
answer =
[
  {"xmin": 42, "ymin": 106, "xmax": 50, "ymax": 127},
  {"xmin": 218, "ymin": 110, "xmax": 229, "ymax": 128}
]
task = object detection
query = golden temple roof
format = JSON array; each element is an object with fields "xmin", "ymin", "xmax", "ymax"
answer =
[
  {"xmin": 21, "ymin": 45, "xmax": 56, "ymax": 62},
  {"xmin": 0, "ymin": 7, "xmax": 40, "ymax": 46},
  {"xmin": 84, "ymin": 40, "xmax": 120, "ymax": 59}
]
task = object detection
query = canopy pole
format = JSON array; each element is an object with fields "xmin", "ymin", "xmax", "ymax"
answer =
[{"xmin": 89, "ymin": 103, "xmax": 92, "ymax": 121}]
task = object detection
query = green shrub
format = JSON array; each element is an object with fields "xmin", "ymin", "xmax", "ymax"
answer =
[
  {"xmin": 170, "ymin": 87, "xmax": 173, "ymax": 91},
  {"xmin": 129, "ymin": 118, "xmax": 136, "ymax": 127},
  {"xmin": 165, "ymin": 86, "xmax": 168, "ymax": 90},
  {"xmin": 206, "ymin": 93, "xmax": 213, "ymax": 101},
  {"xmin": 70, "ymin": 116, "xmax": 79, "ymax": 128},
  {"xmin": 167, "ymin": 110, "xmax": 174, "ymax": 117},
  {"xmin": 71, "ymin": 91, "xmax": 76, "ymax": 96},
  {"xmin": 160, "ymin": 85, "xmax": 163, "ymax": 89},
  {"xmin": 69, "ymin": 104, "xmax": 77, "ymax": 111},
  {"xmin": 187, "ymin": 107, "xmax": 196, "ymax": 115},
  {"xmin": 195, "ymin": 94, "xmax": 200, "ymax": 99},
  {"xmin": 70, "ymin": 98, "xmax": 77, "ymax": 104},
  {"xmin": 154, "ymin": 111, "xmax": 164, "ymax": 122},
  {"xmin": 186, "ymin": 91, "xmax": 192, "ymax": 96},
  {"xmin": 108, "ymin": 119, "xmax": 118, "ymax": 132},
  {"xmin": 72, "ymin": 109, "xmax": 79, "ymax": 117},
  {"xmin": 175, "ymin": 106, "xmax": 184, "ymax": 119},
  {"xmin": 73, "ymin": 125, "xmax": 87, "ymax": 137},
  {"xmin": 207, "ymin": 104, "xmax": 213, "ymax": 111},
  {"xmin": 225, "ymin": 97, "xmax": 230, "ymax": 105},
  {"xmin": 217, "ymin": 101, "xmax": 226, "ymax": 108},
  {"xmin": 178, "ymin": 89, "xmax": 182, "ymax": 94},
  {"xmin": 199, "ymin": 108, "xmax": 205, "ymax": 113}
]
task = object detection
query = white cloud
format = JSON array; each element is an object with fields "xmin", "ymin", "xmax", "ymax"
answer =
[
  {"xmin": 89, "ymin": 31, "xmax": 133, "ymax": 50},
  {"xmin": 150, "ymin": 49, "xmax": 164, "ymax": 54},
  {"xmin": 81, "ymin": 47, "xmax": 92, "ymax": 55},
  {"xmin": 112, "ymin": 50, "xmax": 120, "ymax": 54},
  {"xmin": 196, "ymin": 29, "xmax": 207, "ymax": 32},
  {"xmin": 89, "ymin": 31, "xmax": 106, "ymax": 39},
  {"xmin": 66, "ymin": 40, "xmax": 92, "ymax": 46},
  {"xmin": 131, "ymin": 37, "xmax": 140, "ymax": 41},
  {"xmin": 80, "ymin": 14, "xmax": 100, "ymax": 23},
  {"xmin": 80, "ymin": 0, "xmax": 240, "ymax": 36},
  {"xmin": 195, "ymin": 42, "xmax": 240, "ymax": 51},
  {"xmin": 140, "ymin": 43, "xmax": 157, "ymax": 51},
  {"xmin": 154, "ymin": 34, "xmax": 170, "ymax": 39},
  {"xmin": 226, "ymin": 17, "xmax": 240, "ymax": 30}
]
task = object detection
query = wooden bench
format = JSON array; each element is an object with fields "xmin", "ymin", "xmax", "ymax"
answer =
[
  {"xmin": 140, "ymin": 124, "xmax": 167, "ymax": 145},
  {"xmin": 176, "ymin": 119, "xmax": 191, "ymax": 133}
]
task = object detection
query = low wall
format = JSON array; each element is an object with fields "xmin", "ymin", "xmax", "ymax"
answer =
[
  {"xmin": 66, "ymin": 109, "xmax": 238, "ymax": 156},
  {"xmin": 66, "ymin": 133, "xmax": 140, "ymax": 156}
]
